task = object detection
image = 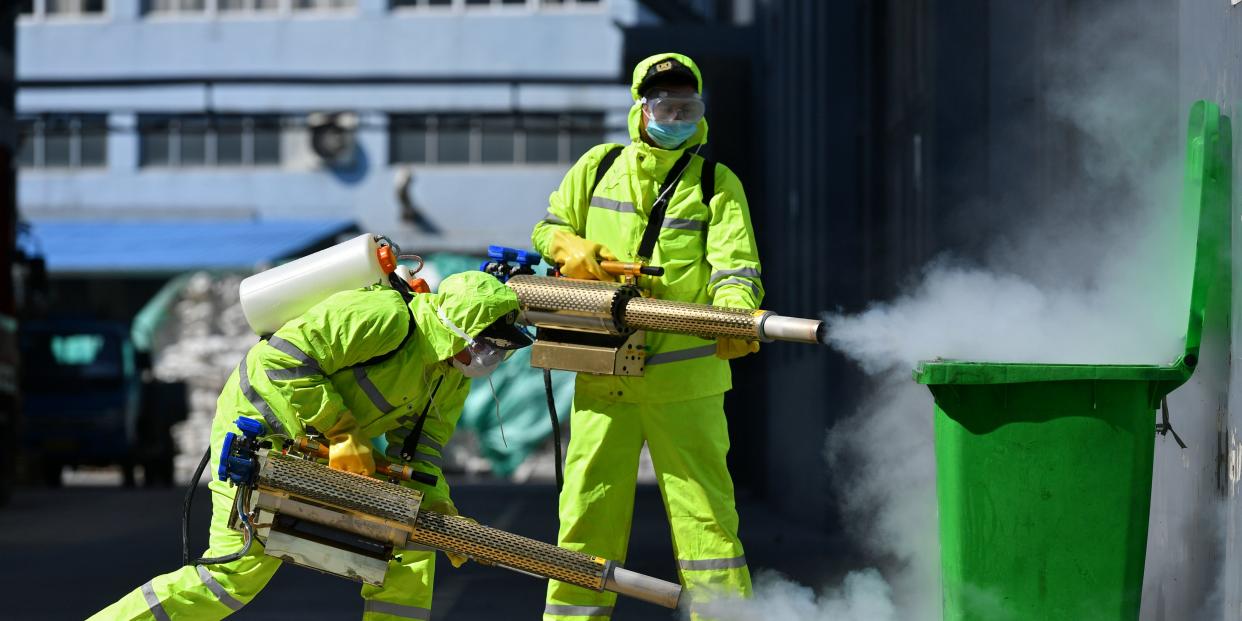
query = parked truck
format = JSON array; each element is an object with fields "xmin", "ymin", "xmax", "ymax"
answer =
[{"xmin": 19, "ymin": 320, "xmax": 185, "ymax": 487}]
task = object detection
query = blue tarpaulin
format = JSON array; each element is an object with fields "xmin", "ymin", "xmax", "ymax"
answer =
[{"xmin": 26, "ymin": 219, "xmax": 357, "ymax": 274}]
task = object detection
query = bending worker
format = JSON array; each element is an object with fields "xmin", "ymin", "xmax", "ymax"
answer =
[
  {"xmin": 532, "ymin": 53, "xmax": 762, "ymax": 619},
  {"xmin": 90, "ymin": 271, "xmax": 530, "ymax": 621}
]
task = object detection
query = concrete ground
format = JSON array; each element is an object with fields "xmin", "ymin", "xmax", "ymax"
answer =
[{"xmin": 0, "ymin": 476, "xmax": 853, "ymax": 620}]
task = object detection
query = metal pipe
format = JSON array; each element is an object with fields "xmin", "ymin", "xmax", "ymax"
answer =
[
  {"xmin": 604, "ymin": 564, "xmax": 683, "ymax": 609},
  {"xmin": 758, "ymin": 314, "xmax": 825, "ymax": 344}
]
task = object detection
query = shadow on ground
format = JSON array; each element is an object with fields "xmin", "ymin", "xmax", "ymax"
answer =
[{"xmin": 0, "ymin": 479, "xmax": 855, "ymax": 620}]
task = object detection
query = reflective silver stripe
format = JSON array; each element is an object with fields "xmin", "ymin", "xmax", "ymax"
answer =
[
  {"xmin": 238, "ymin": 355, "xmax": 286, "ymax": 435},
  {"xmin": 140, "ymin": 581, "xmax": 172, "ymax": 621},
  {"xmin": 710, "ymin": 267, "xmax": 762, "ymax": 283},
  {"xmin": 543, "ymin": 212, "xmax": 568, "ymax": 225},
  {"xmin": 544, "ymin": 604, "xmax": 614, "ymax": 617},
  {"xmin": 196, "ymin": 565, "xmax": 244, "ymax": 612},
  {"xmin": 678, "ymin": 555, "xmax": 748, "ymax": 571},
  {"xmin": 354, "ymin": 367, "xmax": 396, "ymax": 413},
  {"xmin": 265, "ymin": 366, "xmax": 319, "ymax": 381},
  {"xmin": 267, "ymin": 336, "xmax": 323, "ymax": 374},
  {"xmin": 709, "ymin": 277, "xmax": 761, "ymax": 298},
  {"xmin": 645, "ymin": 344, "xmax": 718, "ymax": 366},
  {"xmin": 389, "ymin": 426, "xmax": 439, "ymax": 443},
  {"xmin": 663, "ymin": 217, "xmax": 707, "ymax": 231},
  {"xmin": 416, "ymin": 449, "xmax": 443, "ymax": 468},
  {"xmin": 589, "ymin": 196, "xmax": 636, "ymax": 213},
  {"xmin": 364, "ymin": 600, "xmax": 431, "ymax": 619}
]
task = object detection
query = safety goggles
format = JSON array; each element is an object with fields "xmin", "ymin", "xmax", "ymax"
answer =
[
  {"xmin": 640, "ymin": 93, "xmax": 705, "ymax": 124},
  {"xmin": 436, "ymin": 307, "xmax": 517, "ymax": 367}
]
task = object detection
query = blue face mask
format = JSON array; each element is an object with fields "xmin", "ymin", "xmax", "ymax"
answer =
[{"xmin": 645, "ymin": 119, "xmax": 698, "ymax": 149}]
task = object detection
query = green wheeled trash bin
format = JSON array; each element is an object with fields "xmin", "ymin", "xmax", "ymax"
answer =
[{"xmin": 915, "ymin": 100, "xmax": 1231, "ymax": 621}]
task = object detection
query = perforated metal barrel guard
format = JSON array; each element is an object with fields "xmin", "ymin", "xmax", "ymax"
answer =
[
  {"xmin": 258, "ymin": 452, "xmax": 422, "ymax": 526},
  {"xmin": 507, "ymin": 275, "xmax": 636, "ymax": 334},
  {"xmin": 411, "ymin": 510, "xmax": 608, "ymax": 591},
  {"xmin": 623, "ymin": 297, "xmax": 760, "ymax": 340}
]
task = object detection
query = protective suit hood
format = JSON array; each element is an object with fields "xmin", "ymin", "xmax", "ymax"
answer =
[
  {"xmin": 628, "ymin": 52, "xmax": 708, "ymax": 150},
  {"xmin": 412, "ymin": 271, "xmax": 520, "ymax": 362}
]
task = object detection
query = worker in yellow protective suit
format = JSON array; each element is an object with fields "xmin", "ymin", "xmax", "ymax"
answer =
[
  {"xmin": 89, "ymin": 271, "xmax": 529, "ymax": 621},
  {"xmin": 531, "ymin": 53, "xmax": 763, "ymax": 619}
]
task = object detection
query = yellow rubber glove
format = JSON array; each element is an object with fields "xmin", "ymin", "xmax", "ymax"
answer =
[
  {"xmin": 715, "ymin": 338, "xmax": 760, "ymax": 360},
  {"xmin": 325, "ymin": 412, "xmax": 375, "ymax": 476},
  {"xmin": 549, "ymin": 230, "xmax": 617, "ymax": 281},
  {"xmin": 424, "ymin": 497, "xmax": 471, "ymax": 568}
]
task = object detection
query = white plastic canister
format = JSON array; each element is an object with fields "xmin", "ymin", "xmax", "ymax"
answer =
[{"xmin": 239, "ymin": 233, "xmax": 398, "ymax": 335}]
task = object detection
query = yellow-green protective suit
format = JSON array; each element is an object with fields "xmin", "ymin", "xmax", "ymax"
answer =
[
  {"xmin": 90, "ymin": 271, "xmax": 519, "ymax": 621},
  {"xmin": 531, "ymin": 53, "xmax": 762, "ymax": 619}
]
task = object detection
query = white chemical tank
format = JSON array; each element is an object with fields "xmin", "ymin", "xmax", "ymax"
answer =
[{"xmin": 240, "ymin": 233, "xmax": 397, "ymax": 335}]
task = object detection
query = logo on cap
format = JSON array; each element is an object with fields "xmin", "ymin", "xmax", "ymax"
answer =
[{"xmin": 655, "ymin": 61, "xmax": 673, "ymax": 72}]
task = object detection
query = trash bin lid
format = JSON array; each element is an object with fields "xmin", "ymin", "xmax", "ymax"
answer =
[{"xmin": 916, "ymin": 100, "xmax": 1231, "ymax": 387}]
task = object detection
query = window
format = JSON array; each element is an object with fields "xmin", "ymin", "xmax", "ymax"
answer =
[
  {"xmin": 145, "ymin": 0, "xmax": 331, "ymax": 14},
  {"xmin": 391, "ymin": 0, "xmax": 452, "ymax": 8},
  {"xmin": 22, "ymin": 0, "xmax": 106, "ymax": 17},
  {"xmin": 217, "ymin": 0, "xmax": 279, "ymax": 11},
  {"xmin": 145, "ymin": 0, "xmax": 207, "ymax": 13},
  {"xmin": 293, "ymin": 0, "xmax": 356, "ymax": 10},
  {"xmin": 389, "ymin": 112, "xmax": 604, "ymax": 166},
  {"xmin": 138, "ymin": 115, "xmax": 284, "ymax": 167},
  {"xmin": 540, "ymin": 0, "xmax": 601, "ymax": 7},
  {"xmin": 392, "ymin": 0, "xmax": 600, "ymax": 9},
  {"xmin": 18, "ymin": 115, "xmax": 108, "ymax": 170}
]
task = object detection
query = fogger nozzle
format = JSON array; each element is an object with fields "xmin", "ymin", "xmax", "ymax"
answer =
[{"xmin": 506, "ymin": 275, "xmax": 826, "ymax": 345}]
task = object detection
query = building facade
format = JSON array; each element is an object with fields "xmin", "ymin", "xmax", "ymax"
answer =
[{"xmin": 16, "ymin": 0, "xmax": 657, "ymax": 258}]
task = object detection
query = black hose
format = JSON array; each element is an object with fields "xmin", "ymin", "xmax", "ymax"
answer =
[
  {"xmin": 544, "ymin": 369, "xmax": 563, "ymax": 492},
  {"xmin": 181, "ymin": 447, "xmax": 211, "ymax": 566},
  {"xmin": 183, "ymin": 447, "xmax": 256, "ymax": 566},
  {"xmin": 192, "ymin": 489, "xmax": 256, "ymax": 566}
]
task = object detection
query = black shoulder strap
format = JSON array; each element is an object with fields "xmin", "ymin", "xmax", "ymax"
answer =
[
  {"xmin": 637, "ymin": 150, "xmax": 695, "ymax": 261},
  {"xmin": 590, "ymin": 145, "xmax": 623, "ymax": 198},
  {"xmin": 700, "ymin": 157, "xmax": 716, "ymax": 209}
]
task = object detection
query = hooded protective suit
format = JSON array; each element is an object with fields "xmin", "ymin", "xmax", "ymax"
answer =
[
  {"xmin": 531, "ymin": 53, "xmax": 759, "ymax": 619},
  {"xmin": 90, "ymin": 271, "xmax": 519, "ymax": 621}
]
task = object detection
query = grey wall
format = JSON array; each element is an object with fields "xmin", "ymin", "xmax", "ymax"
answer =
[
  {"xmin": 752, "ymin": 0, "xmax": 869, "ymax": 528},
  {"xmin": 1179, "ymin": 3, "xmax": 1242, "ymax": 620}
]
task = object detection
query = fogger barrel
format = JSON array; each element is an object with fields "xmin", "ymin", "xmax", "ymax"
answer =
[
  {"xmin": 245, "ymin": 450, "xmax": 681, "ymax": 609},
  {"xmin": 505, "ymin": 274, "xmax": 826, "ymax": 345}
]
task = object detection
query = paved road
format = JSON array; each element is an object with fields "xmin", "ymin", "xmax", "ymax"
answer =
[{"xmin": 0, "ymin": 479, "xmax": 853, "ymax": 620}]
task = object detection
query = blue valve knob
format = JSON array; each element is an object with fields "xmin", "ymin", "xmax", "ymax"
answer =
[
  {"xmin": 234, "ymin": 416, "xmax": 263, "ymax": 438},
  {"xmin": 515, "ymin": 249, "xmax": 542, "ymax": 266},
  {"xmin": 487, "ymin": 245, "xmax": 512, "ymax": 261},
  {"xmin": 487, "ymin": 245, "xmax": 542, "ymax": 266},
  {"xmin": 217, "ymin": 432, "xmax": 239, "ymax": 482},
  {"xmin": 217, "ymin": 418, "xmax": 264, "ymax": 485}
]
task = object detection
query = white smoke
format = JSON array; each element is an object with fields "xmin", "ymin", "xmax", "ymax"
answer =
[
  {"xmin": 685, "ymin": 570, "xmax": 898, "ymax": 621},
  {"xmin": 715, "ymin": 4, "xmax": 1193, "ymax": 621}
]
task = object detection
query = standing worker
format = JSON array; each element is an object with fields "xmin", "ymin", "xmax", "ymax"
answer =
[
  {"xmin": 531, "ymin": 53, "xmax": 762, "ymax": 619},
  {"xmin": 90, "ymin": 270, "xmax": 530, "ymax": 621}
]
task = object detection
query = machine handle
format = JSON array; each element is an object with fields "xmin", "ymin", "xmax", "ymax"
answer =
[
  {"xmin": 599, "ymin": 261, "xmax": 664, "ymax": 277},
  {"xmin": 293, "ymin": 436, "xmax": 437, "ymax": 485}
]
